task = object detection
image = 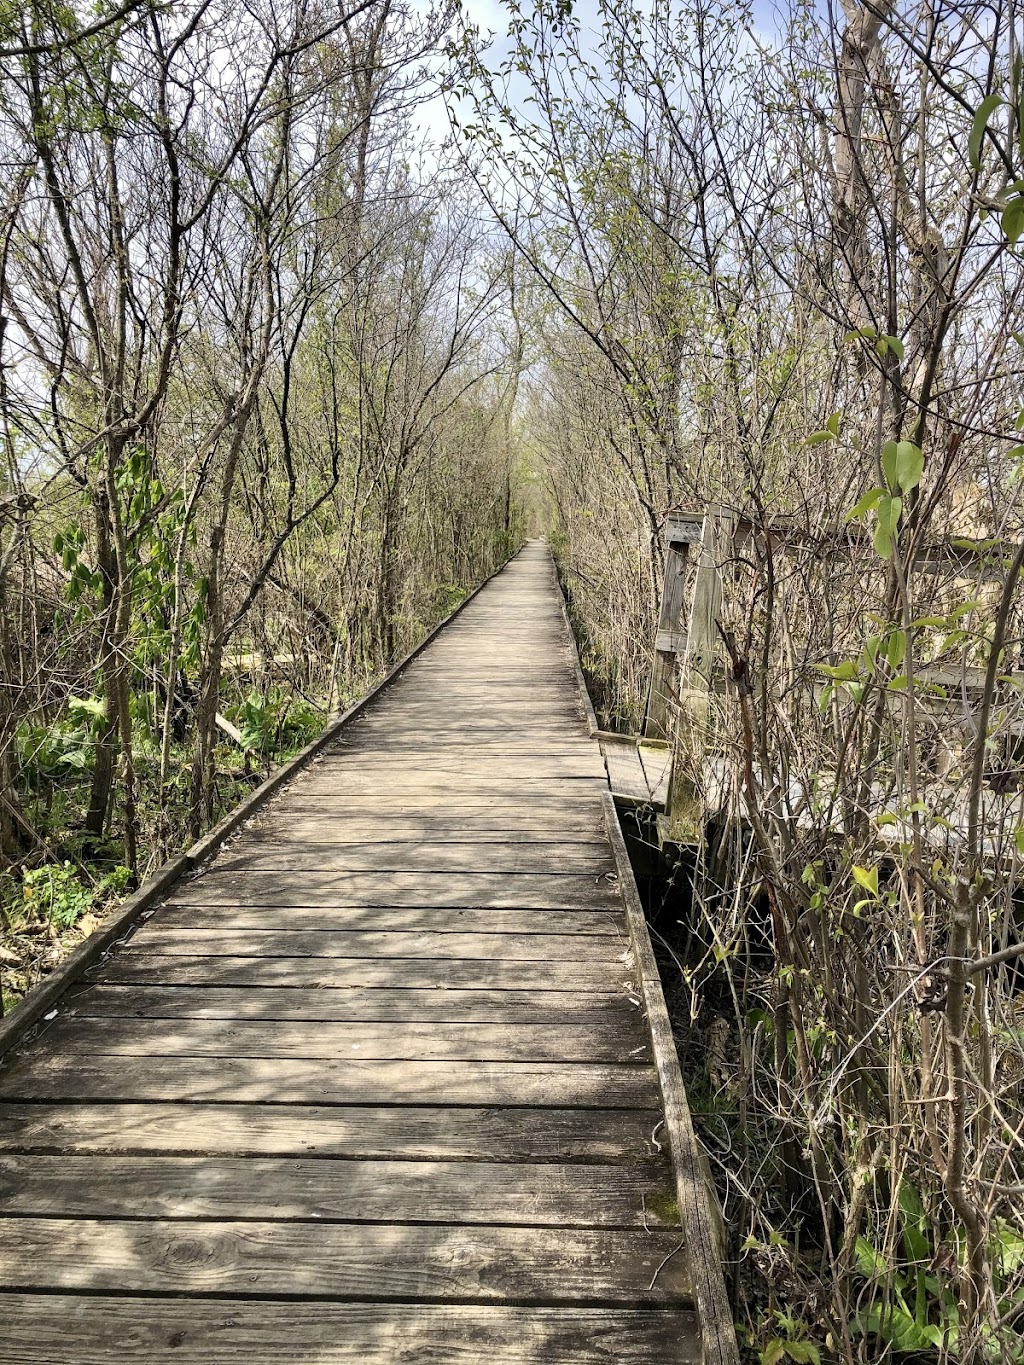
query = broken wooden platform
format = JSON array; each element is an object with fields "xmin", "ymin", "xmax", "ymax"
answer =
[{"xmin": 0, "ymin": 542, "xmax": 734, "ymax": 1364}]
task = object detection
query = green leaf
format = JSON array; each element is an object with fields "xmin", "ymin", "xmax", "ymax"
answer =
[
  {"xmin": 846, "ymin": 487, "xmax": 885, "ymax": 521},
  {"xmin": 816, "ymin": 660, "xmax": 860, "ymax": 681},
  {"xmin": 785, "ymin": 1345, "xmax": 820, "ymax": 1365},
  {"xmin": 873, "ymin": 494, "xmax": 902, "ymax": 559},
  {"xmin": 805, "ymin": 429, "xmax": 834, "ymax": 445},
  {"xmin": 882, "ymin": 440, "xmax": 898, "ymax": 489},
  {"xmin": 877, "ymin": 334, "xmax": 905, "ymax": 362},
  {"xmin": 894, "ymin": 441, "xmax": 924, "ymax": 493},
  {"xmin": 855, "ymin": 1233, "xmax": 887, "ymax": 1277},
  {"xmin": 852, "ymin": 865, "xmax": 879, "ymax": 897},
  {"xmin": 969, "ymin": 93, "xmax": 1003, "ymax": 168},
  {"xmin": 1013, "ymin": 826, "xmax": 1024, "ymax": 857},
  {"xmin": 760, "ymin": 1342, "xmax": 786, "ymax": 1365},
  {"xmin": 1003, "ymin": 195, "xmax": 1024, "ymax": 244}
]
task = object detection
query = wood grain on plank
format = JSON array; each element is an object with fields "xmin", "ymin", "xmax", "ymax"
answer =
[
  {"xmin": 0, "ymin": 1056, "xmax": 660, "ymax": 1107},
  {"xmin": 151, "ymin": 906, "xmax": 625, "ymax": 935},
  {"xmin": 0, "ymin": 1102, "xmax": 664, "ymax": 1162},
  {"xmin": 63, "ymin": 984, "xmax": 639, "ymax": 1023},
  {"xmin": 0, "ymin": 1297, "xmax": 701, "ymax": 1364},
  {"xmin": 122, "ymin": 928, "xmax": 628, "ymax": 961},
  {"xmin": 0, "ymin": 1159, "xmax": 676, "ymax": 1226},
  {"xmin": 210, "ymin": 842, "xmax": 614, "ymax": 873},
  {"xmin": 95, "ymin": 954, "xmax": 633, "ymax": 990},
  {"xmin": 167, "ymin": 871, "xmax": 621, "ymax": 909},
  {"xmin": 0, "ymin": 1218, "xmax": 690, "ymax": 1302},
  {"xmin": 33, "ymin": 1016, "xmax": 650, "ymax": 1064}
]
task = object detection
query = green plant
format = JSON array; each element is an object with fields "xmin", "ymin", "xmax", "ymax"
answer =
[
  {"xmin": 852, "ymin": 1183, "xmax": 1024, "ymax": 1358},
  {"xmin": 228, "ymin": 687, "xmax": 323, "ymax": 756},
  {"xmin": 759, "ymin": 1311, "xmax": 821, "ymax": 1364},
  {"xmin": 21, "ymin": 861, "xmax": 132, "ymax": 932},
  {"xmin": 22, "ymin": 863, "xmax": 94, "ymax": 930}
]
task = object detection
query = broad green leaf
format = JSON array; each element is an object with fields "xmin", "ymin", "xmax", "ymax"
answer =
[
  {"xmin": 760, "ymin": 1342, "xmax": 786, "ymax": 1365},
  {"xmin": 785, "ymin": 1345, "xmax": 820, "ymax": 1365},
  {"xmin": 1003, "ymin": 195, "xmax": 1024, "ymax": 243},
  {"xmin": 895, "ymin": 441, "xmax": 924, "ymax": 492},
  {"xmin": 877, "ymin": 334, "xmax": 905, "ymax": 362},
  {"xmin": 874, "ymin": 494, "xmax": 902, "ymax": 558},
  {"xmin": 855, "ymin": 1233, "xmax": 887, "ymax": 1277},
  {"xmin": 969, "ymin": 93, "xmax": 1003, "ymax": 168},
  {"xmin": 816, "ymin": 660, "xmax": 860, "ymax": 681},
  {"xmin": 852, "ymin": 865, "xmax": 879, "ymax": 897},
  {"xmin": 1014, "ymin": 826, "xmax": 1024, "ymax": 857},
  {"xmin": 846, "ymin": 487, "xmax": 885, "ymax": 521},
  {"xmin": 882, "ymin": 440, "xmax": 899, "ymax": 489},
  {"xmin": 805, "ymin": 429, "xmax": 834, "ymax": 445}
]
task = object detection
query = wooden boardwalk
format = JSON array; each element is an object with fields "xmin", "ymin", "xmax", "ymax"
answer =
[{"xmin": 0, "ymin": 543, "xmax": 714, "ymax": 1363}]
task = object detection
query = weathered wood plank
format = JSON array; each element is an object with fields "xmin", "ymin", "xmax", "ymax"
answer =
[
  {"xmin": 211, "ymin": 842, "xmax": 615, "ymax": 873},
  {"xmin": 0, "ymin": 1102, "xmax": 664, "ymax": 1162},
  {"xmin": 33, "ymin": 1016, "xmax": 650, "ymax": 1064},
  {"xmin": 122, "ymin": 928, "xmax": 628, "ymax": 961},
  {"xmin": 62, "ymin": 984, "xmax": 639, "ymax": 1023},
  {"xmin": 0, "ymin": 1056, "xmax": 660, "ymax": 1107},
  {"xmin": 243, "ymin": 823, "xmax": 608, "ymax": 841},
  {"xmin": 151, "ymin": 907, "xmax": 624, "ymax": 935},
  {"xmin": 0, "ymin": 1158, "xmax": 679, "ymax": 1226},
  {"xmin": 0, "ymin": 1218, "xmax": 689, "ymax": 1302},
  {"xmin": 168, "ymin": 871, "xmax": 621, "ymax": 909},
  {"xmin": 95, "ymin": 954, "xmax": 632, "ymax": 990},
  {"xmin": 0, "ymin": 1297, "xmax": 701, "ymax": 1364}
]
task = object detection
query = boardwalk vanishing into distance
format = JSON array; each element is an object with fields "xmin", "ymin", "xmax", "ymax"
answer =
[{"xmin": 0, "ymin": 543, "xmax": 733, "ymax": 1364}]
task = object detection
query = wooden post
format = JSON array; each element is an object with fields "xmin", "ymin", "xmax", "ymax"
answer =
[
  {"xmin": 644, "ymin": 513, "xmax": 703, "ymax": 741},
  {"xmin": 663, "ymin": 505, "xmax": 732, "ymax": 843}
]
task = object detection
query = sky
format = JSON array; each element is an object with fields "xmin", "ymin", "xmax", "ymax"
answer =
[{"xmin": 410, "ymin": 0, "xmax": 792, "ymax": 147}]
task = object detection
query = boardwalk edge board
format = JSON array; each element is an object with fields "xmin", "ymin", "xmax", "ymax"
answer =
[
  {"xmin": 553, "ymin": 542, "xmax": 737, "ymax": 1363},
  {"xmin": 0, "ymin": 551, "xmax": 516, "ymax": 1062},
  {"xmin": 551, "ymin": 554, "xmax": 600, "ymax": 737},
  {"xmin": 603, "ymin": 790, "xmax": 739, "ymax": 1365}
]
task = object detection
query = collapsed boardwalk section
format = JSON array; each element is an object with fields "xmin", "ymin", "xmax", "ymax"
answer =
[{"xmin": 0, "ymin": 544, "xmax": 701, "ymax": 1363}]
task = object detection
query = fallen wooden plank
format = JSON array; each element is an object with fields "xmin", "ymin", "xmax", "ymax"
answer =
[
  {"xmin": 0, "ymin": 1152, "xmax": 682, "ymax": 1228},
  {"xmin": 0, "ymin": 1217, "xmax": 689, "ymax": 1302},
  {"xmin": 0, "ymin": 1102, "xmax": 664, "ymax": 1162},
  {"xmin": 0, "ymin": 1056, "xmax": 660, "ymax": 1107},
  {"xmin": 33, "ymin": 1016, "xmax": 650, "ymax": 1064},
  {"xmin": 0, "ymin": 1297, "xmax": 701, "ymax": 1364}
]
